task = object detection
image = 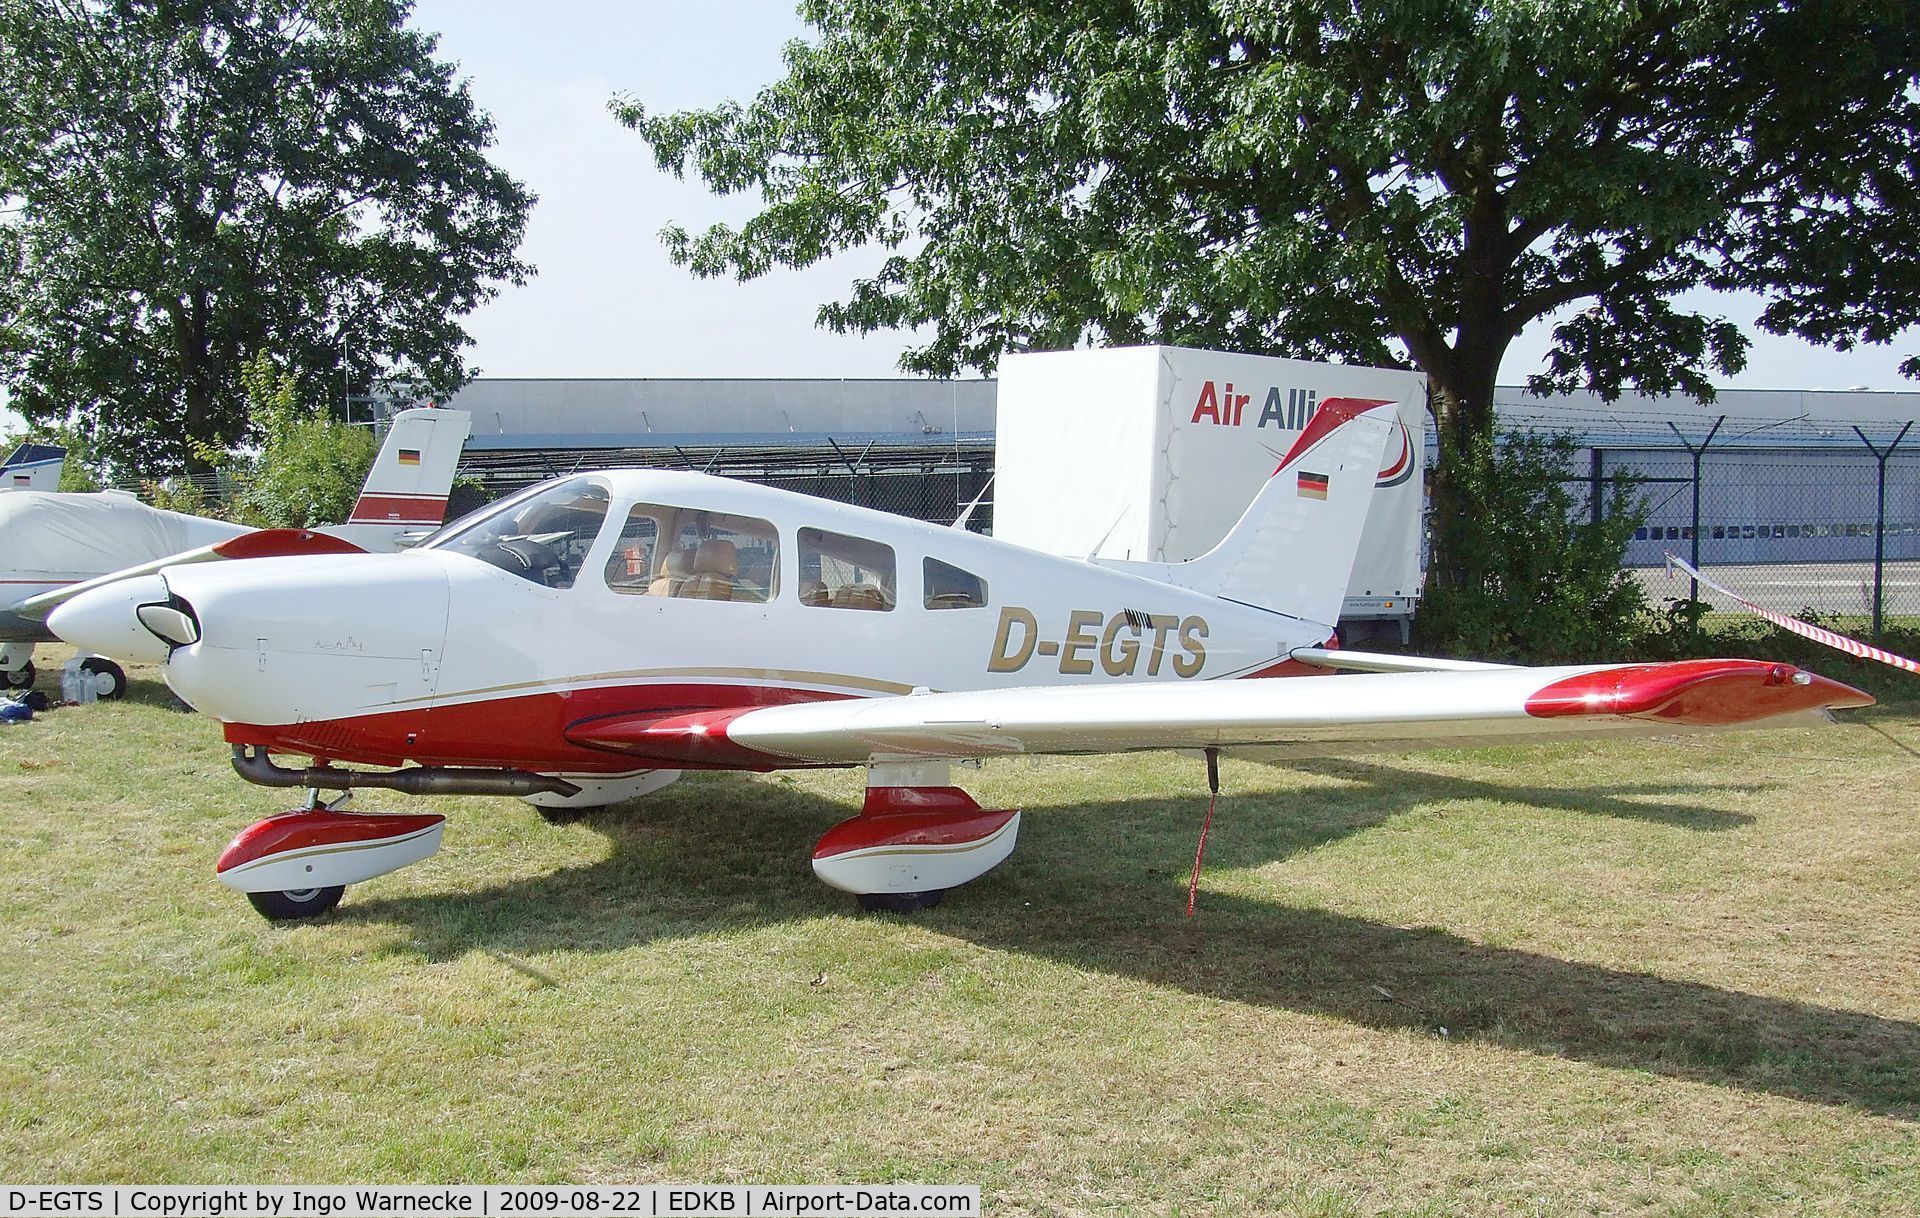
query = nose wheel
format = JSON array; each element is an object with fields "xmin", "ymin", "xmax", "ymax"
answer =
[
  {"xmin": 79, "ymin": 656, "xmax": 126, "ymax": 700},
  {"xmin": 246, "ymin": 885, "xmax": 345, "ymax": 921},
  {"xmin": 3, "ymin": 661, "xmax": 34, "ymax": 690},
  {"xmin": 217, "ymin": 803, "xmax": 446, "ymax": 922}
]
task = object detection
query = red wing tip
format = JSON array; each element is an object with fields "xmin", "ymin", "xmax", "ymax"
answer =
[
  {"xmin": 1525, "ymin": 659, "xmax": 1875, "ymax": 726},
  {"xmin": 213, "ymin": 528, "xmax": 366, "ymax": 560}
]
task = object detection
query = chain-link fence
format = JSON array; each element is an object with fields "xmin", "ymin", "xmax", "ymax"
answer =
[
  {"xmin": 455, "ymin": 439, "xmax": 997, "ymax": 533},
  {"xmin": 1504, "ymin": 404, "xmax": 1920, "ymax": 634},
  {"xmin": 103, "ymin": 398, "xmax": 1920, "ymax": 635}
]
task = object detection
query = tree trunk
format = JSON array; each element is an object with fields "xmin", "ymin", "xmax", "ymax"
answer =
[
  {"xmin": 170, "ymin": 291, "xmax": 216, "ymax": 477},
  {"xmin": 1421, "ymin": 349, "xmax": 1503, "ymax": 596}
]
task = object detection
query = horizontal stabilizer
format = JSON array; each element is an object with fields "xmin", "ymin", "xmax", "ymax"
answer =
[{"xmin": 1287, "ymin": 648, "xmax": 1517, "ymax": 674}]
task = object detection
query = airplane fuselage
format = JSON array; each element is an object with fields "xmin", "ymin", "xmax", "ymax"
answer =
[{"xmin": 135, "ymin": 470, "xmax": 1334, "ymax": 773}]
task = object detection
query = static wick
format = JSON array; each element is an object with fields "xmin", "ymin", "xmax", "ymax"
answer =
[{"xmin": 1186, "ymin": 747, "xmax": 1221, "ymax": 917}]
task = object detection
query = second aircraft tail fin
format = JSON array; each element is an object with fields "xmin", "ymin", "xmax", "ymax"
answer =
[{"xmin": 337, "ymin": 406, "xmax": 473, "ymax": 549}]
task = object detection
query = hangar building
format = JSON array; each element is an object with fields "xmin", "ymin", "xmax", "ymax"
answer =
[
  {"xmin": 445, "ymin": 377, "xmax": 995, "ymax": 526},
  {"xmin": 440, "ymin": 375, "xmax": 1920, "ymax": 569}
]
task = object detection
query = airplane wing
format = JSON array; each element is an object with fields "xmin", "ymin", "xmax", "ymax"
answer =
[
  {"xmin": 11, "ymin": 528, "xmax": 363, "ymax": 622},
  {"xmin": 564, "ymin": 659, "xmax": 1873, "ymax": 768}
]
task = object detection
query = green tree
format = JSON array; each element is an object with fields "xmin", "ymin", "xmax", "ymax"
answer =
[
  {"xmin": 1419, "ymin": 432, "xmax": 1647, "ymax": 662},
  {"xmin": 0, "ymin": 0, "xmax": 533, "ymax": 476},
  {"xmin": 619, "ymin": 0, "xmax": 1918, "ymax": 595},
  {"xmin": 234, "ymin": 352, "xmax": 374, "ymax": 528}
]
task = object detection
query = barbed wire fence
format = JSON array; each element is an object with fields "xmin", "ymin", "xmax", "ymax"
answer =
[{"xmin": 1497, "ymin": 400, "xmax": 1920, "ymax": 635}]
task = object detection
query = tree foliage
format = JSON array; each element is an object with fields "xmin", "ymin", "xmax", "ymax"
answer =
[
  {"xmin": 620, "ymin": 0, "xmax": 1920, "ymax": 604},
  {"xmin": 1415, "ymin": 432, "xmax": 1646, "ymax": 663},
  {"xmin": 234, "ymin": 352, "xmax": 373, "ymax": 527},
  {"xmin": 0, "ymin": 0, "xmax": 533, "ymax": 475}
]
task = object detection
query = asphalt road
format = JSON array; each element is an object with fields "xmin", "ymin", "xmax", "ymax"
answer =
[{"xmin": 1632, "ymin": 560, "xmax": 1920, "ymax": 618}]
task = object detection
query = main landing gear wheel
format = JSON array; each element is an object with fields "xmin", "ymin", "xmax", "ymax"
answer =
[
  {"xmin": 246, "ymin": 885, "xmax": 345, "ymax": 921},
  {"xmin": 79, "ymin": 657, "xmax": 125, "ymax": 700},
  {"xmin": 3, "ymin": 662, "xmax": 34, "ymax": 690},
  {"xmin": 856, "ymin": 889, "xmax": 947, "ymax": 914}
]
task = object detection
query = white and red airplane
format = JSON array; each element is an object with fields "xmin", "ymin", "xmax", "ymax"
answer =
[
  {"xmin": 47, "ymin": 399, "xmax": 1872, "ymax": 920},
  {"xmin": 1, "ymin": 407, "xmax": 470, "ymax": 696}
]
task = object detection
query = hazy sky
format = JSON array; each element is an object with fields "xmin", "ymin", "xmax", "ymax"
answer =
[{"xmin": 411, "ymin": 1, "xmax": 1917, "ymax": 391}]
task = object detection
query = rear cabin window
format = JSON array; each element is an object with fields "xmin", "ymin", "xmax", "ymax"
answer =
[
  {"xmin": 604, "ymin": 504, "xmax": 779, "ymax": 603},
  {"xmin": 923, "ymin": 558, "xmax": 988, "ymax": 609},
  {"xmin": 799, "ymin": 527, "xmax": 895, "ymax": 610}
]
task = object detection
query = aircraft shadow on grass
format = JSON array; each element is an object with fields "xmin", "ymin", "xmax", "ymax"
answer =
[{"xmin": 343, "ymin": 763, "xmax": 1920, "ymax": 1120}]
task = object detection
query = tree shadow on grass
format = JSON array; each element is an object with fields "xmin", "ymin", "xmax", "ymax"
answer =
[
  {"xmin": 1273, "ymin": 756, "xmax": 1759, "ymax": 833},
  {"xmin": 117, "ymin": 673, "xmax": 194, "ymax": 713},
  {"xmin": 344, "ymin": 767, "xmax": 1916, "ymax": 1118}
]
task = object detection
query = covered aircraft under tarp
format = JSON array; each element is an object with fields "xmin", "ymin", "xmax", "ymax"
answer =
[{"xmin": 0, "ymin": 491, "xmax": 247, "ymax": 636}]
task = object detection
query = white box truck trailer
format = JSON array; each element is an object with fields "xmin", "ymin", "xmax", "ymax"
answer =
[{"xmin": 994, "ymin": 345, "xmax": 1427, "ymax": 639}]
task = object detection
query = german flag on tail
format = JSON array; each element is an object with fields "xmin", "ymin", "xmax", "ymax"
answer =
[
  {"xmin": 397, "ymin": 448, "xmax": 421, "ymax": 466},
  {"xmin": 1296, "ymin": 471, "xmax": 1329, "ymax": 500}
]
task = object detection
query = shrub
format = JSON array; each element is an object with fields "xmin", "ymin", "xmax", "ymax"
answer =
[
  {"xmin": 234, "ymin": 354, "xmax": 374, "ymax": 528},
  {"xmin": 1417, "ymin": 431, "xmax": 1647, "ymax": 663}
]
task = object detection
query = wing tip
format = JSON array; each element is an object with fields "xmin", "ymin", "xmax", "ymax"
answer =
[{"xmin": 1524, "ymin": 659, "xmax": 1875, "ymax": 726}]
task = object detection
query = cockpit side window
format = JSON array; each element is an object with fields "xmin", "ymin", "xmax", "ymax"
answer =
[
  {"xmin": 605, "ymin": 503, "xmax": 780, "ymax": 603},
  {"xmin": 924, "ymin": 557, "xmax": 988, "ymax": 609},
  {"xmin": 800, "ymin": 527, "xmax": 895, "ymax": 610},
  {"xmin": 603, "ymin": 509, "xmax": 663, "ymax": 593},
  {"xmin": 426, "ymin": 476, "xmax": 610, "ymax": 589}
]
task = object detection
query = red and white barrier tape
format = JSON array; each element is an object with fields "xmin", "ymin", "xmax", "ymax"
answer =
[{"xmin": 1663, "ymin": 552, "xmax": 1920, "ymax": 675}]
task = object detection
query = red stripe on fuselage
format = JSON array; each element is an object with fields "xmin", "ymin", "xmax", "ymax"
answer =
[
  {"xmin": 348, "ymin": 492, "xmax": 449, "ymax": 525},
  {"xmin": 222, "ymin": 681, "xmax": 856, "ymax": 772}
]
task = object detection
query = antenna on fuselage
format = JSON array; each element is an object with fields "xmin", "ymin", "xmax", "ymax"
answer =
[
  {"xmin": 949, "ymin": 474, "xmax": 995, "ymax": 531},
  {"xmin": 1083, "ymin": 509, "xmax": 1128, "ymax": 563}
]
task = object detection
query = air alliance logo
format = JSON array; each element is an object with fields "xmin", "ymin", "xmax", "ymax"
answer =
[{"xmin": 1190, "ymin": 380, "xmax": 1416, "ymax": 488}]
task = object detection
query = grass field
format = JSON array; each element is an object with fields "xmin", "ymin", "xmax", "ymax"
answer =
[{"xmin": 3, "ymin": 649, "xmax": 1919, "ymax": 1215}]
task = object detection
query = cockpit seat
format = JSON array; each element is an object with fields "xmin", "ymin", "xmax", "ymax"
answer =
[
  {"xmin": 682, "ymin": 538, "xmax": 738, "ymax": 600},
  {"xmin": 648, "ymin": 547, "xmax": 695, "ymax": 597}
]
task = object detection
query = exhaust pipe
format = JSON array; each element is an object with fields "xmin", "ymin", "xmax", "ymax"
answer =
[{"xmin": 232, "ymin": 744, "xmax": 581, "ymax": 798}]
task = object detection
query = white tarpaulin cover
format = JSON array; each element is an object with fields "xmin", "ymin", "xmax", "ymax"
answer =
[{"xmin": 0, "ymin": 490, "xmax": 249, "ymax": 583}]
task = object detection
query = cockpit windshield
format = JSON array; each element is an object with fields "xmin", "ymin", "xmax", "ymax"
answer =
[{"xmin": 423, "ymin": 476, "xmax": 611, "ymax": 588}]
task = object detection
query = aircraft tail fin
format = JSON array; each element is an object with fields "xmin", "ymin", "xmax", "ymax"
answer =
[
  {"xmin": 1, "ymin": 442, "xmax": 66, "ymax": 492},
  {"xmin": 338, "ymin": 406, "xmax": 472, "ymax": 547},
  {"xmin": 1095, "ymin": 398, "xmax": 1399, "ymax": 626}
]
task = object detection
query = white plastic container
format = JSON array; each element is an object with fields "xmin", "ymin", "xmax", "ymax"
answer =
[{"xmin": 59, "ymin": 658, "xmax": 96, "ymax": 704}]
